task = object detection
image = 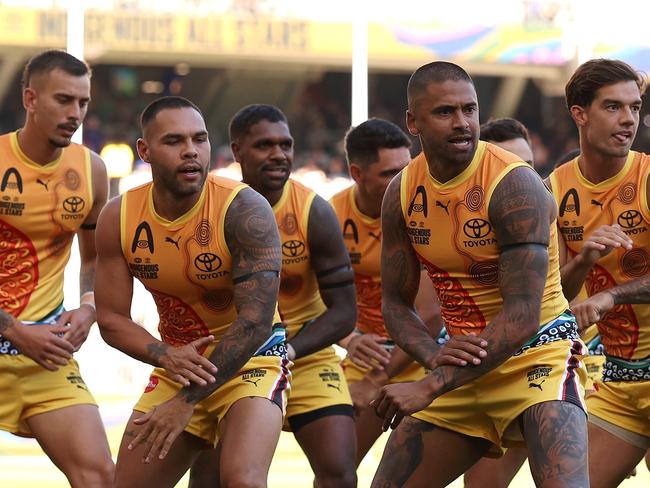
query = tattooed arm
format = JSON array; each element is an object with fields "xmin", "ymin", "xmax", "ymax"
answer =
[
  {"xmin": 125, "ymin": 188, "xmax": 282, "ymax": 462},
  {"xmin": 424, "ymin": 167, "xmax": 553, "ymax": 393},
  {"xmin": 373, "ymin": 167, "xmax": 554, "ymax": 428},
  {"xmin": 177, "ymin": 187, "xmax": 282, "ymax": 402},
  {"xmin": 380, "ymin": 174, "xmax": 438, "ymax": 368},
  {"xmin": 288, "ymin": 196, "xmax": 356, "ymax": 359},
  {"xmin": 96, "ymin": 197, "xmax": 217, "ymax": 386}
]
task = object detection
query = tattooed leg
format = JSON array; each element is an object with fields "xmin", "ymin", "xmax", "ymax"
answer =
[
  {"xmin": 371, "ymin": 416, "xmax": 490, "ymax": 488},
  {"xmin": 523, "ymin": 401, "xmax": 589, "ymax": 488},
  {"xmin": 114, "ymin": 410, "xmax": 204, "ymax": 488}
]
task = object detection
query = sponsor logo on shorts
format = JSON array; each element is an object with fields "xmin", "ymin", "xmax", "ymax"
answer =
[
  {"xmin": 144, "ymin": 376, "xmax": 159, "ymax": 393},
  {"xmin": 527, "ymin": 365, "xmax": 552, "ymax": 391},
  {"xmin": 319, "ymin": 367, "xmax": 343, "ymax": 393},
  {"xmin": 66, "ymin": 372, "xmax": 88, "ymax": 391},
  {"xmin": 242, "ymin": 368, "xmax": 267, "ymax": 386}
]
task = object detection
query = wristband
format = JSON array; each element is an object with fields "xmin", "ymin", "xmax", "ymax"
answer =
[{"xmin": 80, "ymin": 291, "xmax": 96, "ymax": 311}]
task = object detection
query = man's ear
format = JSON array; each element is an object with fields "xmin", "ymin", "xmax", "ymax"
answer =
[
  {"xmin": 23, "ymin": 87, "xmax": 37, "ymax": 112},
  {"xmin": 406, "ymin": 109, "xmax": 419, "ymax": 136},
  {"xmin": 230, "ymin": 141, "xmax": 240, "ymax": 162},
  {"xmin": 570, "ymin": 105, "xmax": 588, "ymax": 128},
  {"xmin": 349, "ymin": 163, "xmax": 362, "ymax": 184},
  {"xmin": 136, "ymin": 138, "xmax": 150, "ymax": 164}
]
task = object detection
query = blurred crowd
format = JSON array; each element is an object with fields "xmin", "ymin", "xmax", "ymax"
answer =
[{"xmin": 1, "ymin": 62, "xmax": 649, "ymax": 188}]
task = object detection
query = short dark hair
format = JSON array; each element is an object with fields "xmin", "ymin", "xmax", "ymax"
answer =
[
  {"xmin": 22, "ymin": 50, "xmax": 90, "ymax": 89},
  {"xmin": 565, "ymin": 59, "xmax": 645, "ymax": 109},
  {"xmin": 408, "ymin": 61, "xmax": 473, "ymax": 104},
  {"xmin": 229, "ymin": 104, "xmax": 288, "ymax": 142},
  {"xmin": 345, "ymin": 118, "xmax": 411, "ymax": 168},
  {"xmin": 480, "ymin": 118, "xmax": 530, "ymax": 144},
  {"xmin": 140, "ymin": 96, "xmax": 202, "ymax": 130}
]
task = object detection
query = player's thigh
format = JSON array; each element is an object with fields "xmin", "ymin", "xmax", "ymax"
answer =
[
  {"xmin": 521, "ymin": 400, "xmax": 588, "ymax": 488},
  {"xmin": 218, "ymin": 396, "xmax": 283, "ymax": 486},
  {"xmin": 26, "ymin": 404, "xmax": 113, "ymax": 477},
  {"xmin": 354, "ymin": 405, "xmax": 384, "ymax": 466},
  {"xmin": 588, "ymin": 420, "xmax": 646, "ymax": 488},
  {"xmin": 114, "ymin": 410, "xmax": 204, "ymax": 488},
  {"xmin": 293, "ymin": 411, "xmax": 357, "ymax": 475},
  {"xmin": 371, "ymin": 416, "xmax": 491, "ymax": 488},
  {"xmin": 464, "ymin": 447, "xmax": 528, "ymax": 488}
]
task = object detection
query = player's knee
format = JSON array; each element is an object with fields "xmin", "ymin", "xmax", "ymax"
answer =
[
  {"xmin": 315, "ymin": 466, "xmax": 357, "ymax": 488},
  {"xmin": 221, "ymin": 470, "xmax": 267, "ymax": 488},
  {"xmin": 68, "ymin": 459, "xmax": 115, "ymax": 488}
]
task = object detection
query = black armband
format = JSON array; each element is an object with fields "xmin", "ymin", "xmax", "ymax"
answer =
[
  {"xmin": 499, "ymin": 242, "xmax": 548, "ymax": 252},
  {"xmin": 315, "ymin": 264, "xmax": 352, "ymax": 279},
  {"xmin": 80, "ymin": 222, "xmax": 97, "ymax": 230},
  {"xmin": 319, "ymin": 279, "xmax": 354, "ymax": 290},
  {"xmin": 233, "ymin": 269, "xmax": 280, "ymax": 285}
]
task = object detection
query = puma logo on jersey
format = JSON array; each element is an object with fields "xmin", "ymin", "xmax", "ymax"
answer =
[
  {"xmin": 368, "ymin": 231, "xmax": 381, "ymax": 241},
  {"xmin": 244, "ymin": 378, "xmax": 261, "ymax": 387},
  {"xmin": 529, "ymin": 379, "xmax": 545, "ymax": 391},
  {"xmin": 591, "ymin": 199, "xmax": 604, "ymax": 210},
  {"xmin": 165, "ymin": 236, "xmax": 180, "ymax": 249},
  {"xmin": 327, "ymin": 383, "xmax": 342, "ymax": 393},
  {"xmin": 436, "ymin": 200, "xmax": 450, "ymax": 215},
  {"xmin": 36, "ymin": 178, "xmax": 50, "ymax": 191}
]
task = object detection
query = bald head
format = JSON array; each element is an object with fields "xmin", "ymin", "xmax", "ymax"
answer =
[{"xmin": 407, "ymin": 61, "xmax": 473, "ymax": 107}]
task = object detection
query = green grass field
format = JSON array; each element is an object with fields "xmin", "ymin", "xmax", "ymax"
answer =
[{"xmin": 1, "ymin": 394, "xmax": 648, "ymax": 487}]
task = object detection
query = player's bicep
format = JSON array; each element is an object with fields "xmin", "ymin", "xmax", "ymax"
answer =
[
  {"xmin": 225, "ymin": 189, "xmax": 281, "ymax": 323},
  {"xmin": 489, "ymin": 167, "xmax": 551, "ymax": 248},
  {"xmin": 490, "ymin": 167, "xmax": 551, "ymax": 310},
  {"xmin": 83, "ymin": 152, "xmax": 109, "ymax": 227},
  {"xmin": 94, "ymin": 197, "xmax": 134, "ymax": 319},
  {"xmin": 307, "ymin": 196, "xmax": 355, "ymax": 298},
  {"xmin": 380, "ymin": 173, "xmax": 420, "ymax": 306}
]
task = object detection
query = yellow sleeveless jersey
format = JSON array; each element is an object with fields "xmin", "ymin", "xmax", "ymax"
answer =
[
  {"xmin": 121, "ymin": 174, "xmax": 248, "ymax": 348},
  {"xmin": 0, "ymin": 131, "xmax": 93, "ymax": 321},
  {"xmin": 330, "ymin": 184, "xmax": 384, "ymax": 336},
  {"xmin": 401, "ymin": 141, "xmax": 568, "ymax": 336},
  {"xmin": 549, "ymin": 151, "xmax": 650, "ymax": 360},
  {"xmin": 274, "ymin": 179, "xmax": 326, "ymax": 338}
]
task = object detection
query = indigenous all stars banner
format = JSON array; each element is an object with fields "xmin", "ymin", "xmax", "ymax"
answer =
[{"xmin": 0, "ymin": 5, "xmax": 648, "ymax": 74}]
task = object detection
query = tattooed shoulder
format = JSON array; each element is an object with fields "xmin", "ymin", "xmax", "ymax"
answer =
[
  {"xmin": 224, "ymin": 187, "xmax": 281, "ymax": 277},
  {"xmin": 489, "ymin": 166, "xmax": 552, "ymax": 247}
]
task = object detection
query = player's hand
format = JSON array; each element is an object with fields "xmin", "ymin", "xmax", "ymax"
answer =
[
  {"xmin": 346, "ymin": 334, "xmax": 391, "ymax": 370},
  {"xmin": 431, "ymin": 333, "xmax": 487, "ymax": 368},
  {"xmin": 57, "ymin": 304, "xmax": 96, "ymax": 351},
  {"xmin": 349, "ymin": 373, "xmax": 386, "ymax": 412},
  {"xmin": 11, "ymin": 323, "xmax": 75, "ymax": 371},
  {"xmin": 370, "ymin": 380, "xmax": 435, "ymax": 431},
  {"xmin": 579, "ymin": 224, "xmax": 632, "ymax": 266},
  {"xmin": 158, "ymin": 336, "xmax": 218, "ymax": 387},
  {"xmin": 128, "ymin": 396, "xmax": 194, "ymax": 463},
  {"xmin": 572, "ymin": 292, "xmax": 615, "ymax": 332}
]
